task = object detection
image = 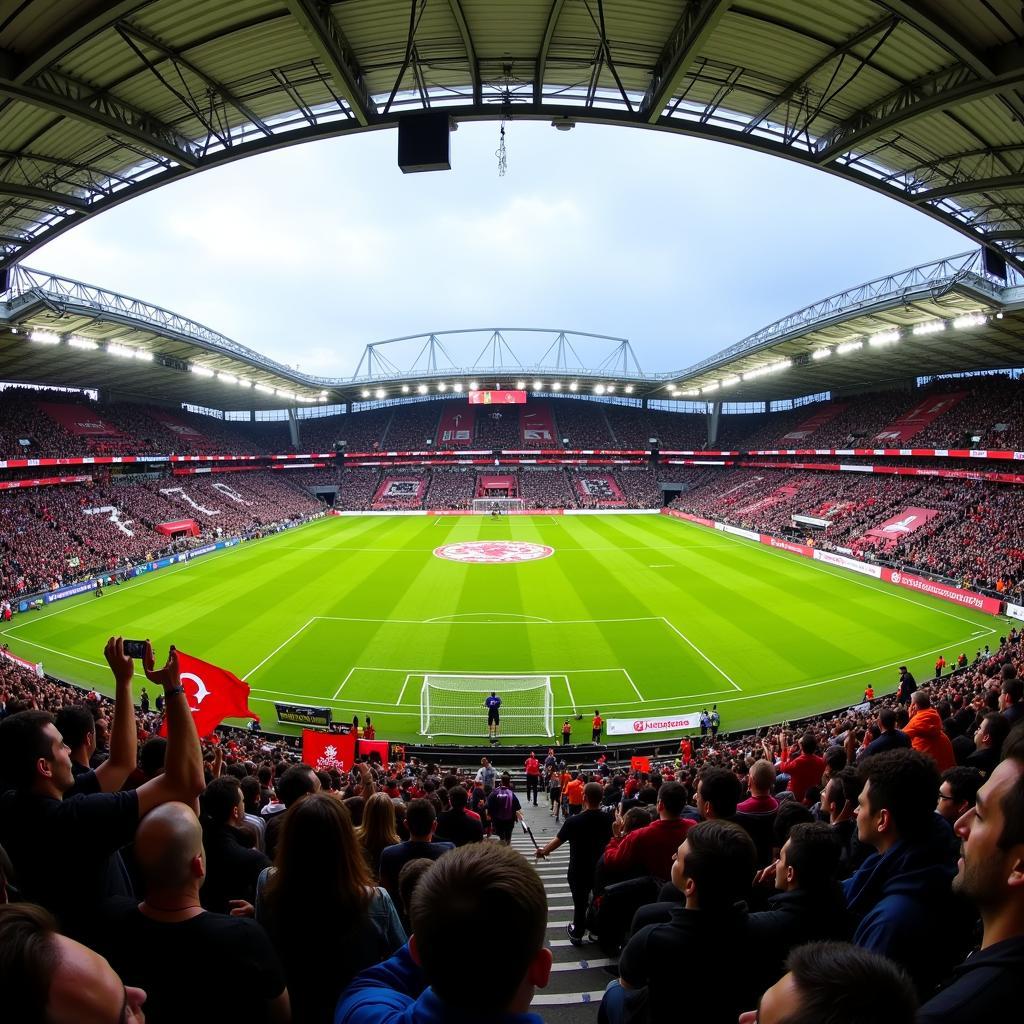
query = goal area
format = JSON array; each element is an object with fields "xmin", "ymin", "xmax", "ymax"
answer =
[
  {"xmin": 420, "ymin": 675, "xmax": 554, "ymax": 737},
  {"xmin": 471, "ymin": 498, "xmax": 525, "ymax": 514}
]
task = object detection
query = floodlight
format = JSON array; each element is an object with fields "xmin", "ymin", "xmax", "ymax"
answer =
[
  {"xmin": 836, "ymin": 340, "xmax": 863, "ymax": 354},
  {"xmin": 517, "ymin": 380, "xmax": 526, "ymax": 390},
  {"xmin": 702, "ymin": 383, "xmax": 719, "ymax": 393},
  {"xmin": 912, "ymin": 320, "xmax": 945, "ymax": 336},
  {"xmin": 417, "ymin": 384, "xmax": 428, "ymax": 394},
  {"xmin": 30, "ymin": 331, "xmax": 59, "ymax": 344},
  {"xmin": 438, "ymin": 382, "xmax": 447, "ymax": 392},
  {"xmin": 68, "ymin": 336, "xmax": 98, "ymax": 350},
  {"xmin": 360, "ymin": 389, "xmax": 370, "ymax": 398},
  {"xmin": 469, "ymin": 382, "xmax": 478, "ymax": 390},
  {"xmin": 533, "ymin": 380, "xmax": 542, "ymax": 390},
  {"xmin": 953, "ymin": 313, "xmax": 985, "ymax": 329},
  {"xmin": 624, "ymin": 385, "xmax": 634, "ymax": 394},
  {"xmin": 401, "ymin": 384, "xmax": 410, "ymax": 394},
  {"xmin": 811, "ymin": 348, "xmax": 831, "ymax": 360},
  {"xmin": 868, "ymin": 330, "xmax": 900, "ymax": 347},
  {"xmin": 683, "ymin": 389, "xmax": 700, "ymax": 397},
  {"xmin": 255, "ymin": 383, "xmax": 274, "ymax": 394},
  {"xmin": 190, "ymin": 364, "xmax": 215, "ymax": 377},
  {"xmin": 453, "ymin": 382, "xmax": 463, "ymax": 392},
  {"xmin": 375, "ymin": 388, "xmax": 386, "ymax": 399},
  {"xmin": 552, "ymin": 381, "xmax": 562, "ymax": 391},
  {"xmin": 606, "ymin": 384, "xmax": 616, "ymax": 393},
  {"xmin": 107, "ymin": 344, "xmax": 135, "ymax": 358},
  {"xmin": 594, "ymin": 384, "xmax": 606, "ymax": 395},
  {"xmin": 568, "ymin": 382, "xmax": 578, "ymax": 392},
  {"xmin": 219, "ymin": 373, "xmax": 238, "ymax": 384},
  {"xmin": 722, "ymin": 376, "xmax": 740, "ymax": 387}
]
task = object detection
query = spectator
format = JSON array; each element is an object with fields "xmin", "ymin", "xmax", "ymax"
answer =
[
  {"xmin": 0, "ymin": 640, "xmax": 204, "ymax": 943},
  {"xmin": 0, "ymin": 902, "xmax": 148, "ymax": 1023},
  {"xmin": 256, "ymin": 793, "xmax": 404, "ymax": 1024},
  {"xmin": 358, "ymin": 792, "xmax": 401, "ymax": 880},
  {"xmin": 1001, "ymin": 676, "xmax": 1024, "ymax": 725},
  {"xmin": 844, "ymin": 750, "xmax": 965, "ymax": 996},
  {"xmin": 968, "ymin": 711, "xmax": 1011, "ymax": 777},
  {"xmin": 336, "ymin": 843, "xmax": 552, "ymax": 1023},
  {"xmin": 198, "ymin": 775, "xmax": 270, "ymax": 914},
  {"xmin": 536, "ymin": 781, "xmax": 613, "ymax": 946},
  {"xmin": 524, "ymin": 750, "xmax": 541, "ymax": 806},
  {"xmin": 378, "ymin": 799, "xmax": 454, "ymax": 901},
  {"xmin": 737, "ymin": 759, "xmax": 779, "ymax": 813},
  {"xmin": 486, "ymin": 772, "xmax": 524, "ymax": 844},
  {"xmin": 937, "ymin": 766, "xmax": 984, "ymax": 822},
  {"xmin": 903, "ymin": 690, "xmax": 955, "ymax": 771},
  {"xmin": 434, "ymin": 785, "xmax": 483, "ymax": 847},
  {"xmin": 264, "ymin": 763, "xmax": 321, "ymax": 860},
  {"xmin": 696, "ymin": 765, "xmax": 742, "ymax": 819},
  {"xmin": 601, "ymin": 781, "xmax": 693, "ymax": 883},
  {"xmin": 600, "ymin": 820, "xmax": 759, "ymax": 1024},
  {"xmin": 739, "ymin": 941, "xmax": 917, "ymax": 1024},
  {"xmin": 778, "ymin": 731, "xmax": 827, "ymax": 805},
  {"xmin": 897, "ymin": 666, "xmax": 918, "ymax": 706},
  {"xmin": 863, "ymin": 708, "xmax": 910, "ymax": 756},
  {"xmin": 917, "ymin": 721, "xmax": 1024, "ymax": 1021},
  {"xmin": 98, "ymin": 801, "xmax": 290, "ymax": 1024}
]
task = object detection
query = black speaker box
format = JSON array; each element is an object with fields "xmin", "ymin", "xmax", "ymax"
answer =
[
  {"xmin": 0, "ymin": 267, "xmax": 8, "ymax": 293},
  {"xmin": 398, "ymin": 113, "xmax": 451, "ymax": 173},
  {"xmin": 983, "ymin": 247, "xmax": 1007, "ymax": 281}
]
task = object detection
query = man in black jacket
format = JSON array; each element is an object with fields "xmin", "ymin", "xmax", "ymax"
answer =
[{"xmin": 917, "ymin": 722, "xmax": 1024, "ymax": 1022}]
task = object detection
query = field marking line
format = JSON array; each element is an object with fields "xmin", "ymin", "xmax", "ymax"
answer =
[
  {"xmin": 332, "ymin": 666, "xmax": 357, "ymax": 700},
  {"xmin": 243, "ymin": 618, "xmax": 317, "ymax": 680},
  {"xmin": 422, "ymin": 612, "xmax": 554, "ymax": 623},
  {"xmin": 558, "ymin": 674, "xmax": 577, "ymax": 714},
  {"xmin": 659, "ymin": 617, "xmax": 742, "ymax": 692},
  {"xmin": 649, "ymin": 564, "xmax": 673, "ymax": 568},
  {"xmin": 433, "ymin": 518, "xmax": 441, "ymax": 525},
  {"xmin": 313, "ymin": 615, "xmax": 662, "ymax": 627},
  {"xmin": 344, "ymin": 665, "xmax": 631, "ymax": 675},
  {"xmin": 700, "ymin": 522, "xmax": 992, "ymax": 628},
  {"xmin": 0, "ymin": 637, "xmax": 106, "ymax": 670},
  {"xmin": 621, "ymin": 668, "xmax": 645, "ymax": 701},
  {"xmin": 396, "ymin": 674, "xmax": 413, "ymax": 705}
]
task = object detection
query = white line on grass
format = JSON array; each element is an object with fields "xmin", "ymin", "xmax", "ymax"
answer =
[
  {"xmin": 559, "ymin": 674, "xmax": 577, "ymax": 714},
  {"xmin": 314, "ymin": 615, "xmax": 662, "ymax": 627},
  {"xmin": 333, "ymin": 667, "xmax": 357, "ymax": 699},
  {"xmin": 422, "ymin": 612, "xmax": 554, "ymax": 623},
  {"xmin": 622, "ymin": 668, "xmax": 645, "ymax": 701},
  {"xmin": 0, "ymin": 638, "xmax": 106, "ymax": 670},
  {"xmin": 243, "ymin": 618, "xmax": 317, "ymax": 680},
  {"xmin": 396, "ymin": 674, "xmax": 412, "ymax": 704},
  {"xmin": 659, "ymin": 617, "xmax": 742, "ymax": 692}
]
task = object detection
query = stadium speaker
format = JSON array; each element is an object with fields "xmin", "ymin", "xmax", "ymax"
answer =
[
  {"xmin": 0, "ymin": 268, "xmax": 8, "ymax": 294},
  {"xmin": 397, "ymin": 113, "xmax": 451, "ymax": 173},
  {"xmin": 983, "ymin": 247, "xmax": 1007, "ymax": 281}
]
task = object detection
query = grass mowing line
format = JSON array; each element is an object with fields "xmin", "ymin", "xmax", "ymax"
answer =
[
  {"xmin": 659, "ymin": 617, "xmax": 742, "ymax": 692},
  {"xmin": 242, "ymin": 618, "xmax": 317, "ymax": 679},
  {"xmin": 698, "ymin": 521, "xmax": 996, "ymax": 629}
]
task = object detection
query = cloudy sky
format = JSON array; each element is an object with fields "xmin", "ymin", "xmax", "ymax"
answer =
[{"xmin": 32, "ymin": 120, "xmax": 965, "ymax": 380}]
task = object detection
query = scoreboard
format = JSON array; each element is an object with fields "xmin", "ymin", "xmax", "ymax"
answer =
[{"xmin": 468, "ymin": 389, "xmax": 527, "ymax": 405}]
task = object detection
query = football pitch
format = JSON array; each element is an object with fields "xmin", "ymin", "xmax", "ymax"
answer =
[{"xmin": 0, "ymin": 513, "xmax": 1002, "ymax": 745}]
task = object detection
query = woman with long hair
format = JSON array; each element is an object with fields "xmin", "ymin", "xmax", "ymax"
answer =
[
  {"xmin": 255, "ymin": 793, "xmax": 405, "ymax": 1024},
  {"xmin": 358, "ymin": 791, "xmax": 401, "ymax": 880}
]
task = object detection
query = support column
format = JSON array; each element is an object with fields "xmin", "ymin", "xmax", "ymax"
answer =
[
  {"xmin": 706, "ymin": 401, "xmax": 721, "ymax": 446},
  {"xmin": 287, "ymin": 408, "xmax": 301, "ymax": 448}
]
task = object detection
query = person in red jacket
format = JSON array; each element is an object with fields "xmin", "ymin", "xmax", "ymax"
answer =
[
  {"xmin": 600, "ymin": 781, "xmax": 693, "ymax": 883},
  {"xmin": 523, "ymin": 751, "xmax": 541, "ymax": 806},
  {"xmin": 903, "ymin": 690, "xmax": 955, "ymax": 771},
  {"xmin": 778, "ymin": 731, "xmax": 827, "ymax": 806}
]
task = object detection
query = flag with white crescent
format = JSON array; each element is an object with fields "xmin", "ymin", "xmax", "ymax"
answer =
[{"xmin": 158, "ymin": 651, "xmax": 258, "ymax": 738}]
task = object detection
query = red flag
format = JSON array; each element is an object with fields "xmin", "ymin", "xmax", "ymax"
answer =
[
  {"xmin": 630, "ymin": 756, "xmax": 651, "ymax": 773},
  {"xmin": 158, "ymin": 651, "xmax": 258, "ymax": 738},
  {"xmin": 303, "ymin": 730, "xmax": 356, "ymax": 773}
]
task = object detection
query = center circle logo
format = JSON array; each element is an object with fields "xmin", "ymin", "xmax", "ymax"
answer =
[
  {"xmin": 433, "ymin": 541, "xmax": 555, "ymax": 564},
  {"xmin": 891, "ymin": 571, "xmax": 902, "ymax": 584}
]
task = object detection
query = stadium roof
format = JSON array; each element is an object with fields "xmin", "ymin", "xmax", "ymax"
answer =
[
  {"xmin": 3, "ymin": 248, "xmax": 1024, "ymax": 408},
  {"xmin": 3, "ymin": 1, "xmax": 1024, "ymax": 275}
]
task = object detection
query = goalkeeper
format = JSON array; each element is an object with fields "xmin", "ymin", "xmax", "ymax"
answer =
[{"xmin": 485, "ymin": 691, "xmax": 502, "ymax": 741}]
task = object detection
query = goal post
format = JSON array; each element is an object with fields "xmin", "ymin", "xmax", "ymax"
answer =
[
  {"xmin": 420, "ymin": 675, "xmax": 554, "ymax": 738},
  {"xmin": 471, "ymin": 498, "xmax": 525, "ymax": 514}
]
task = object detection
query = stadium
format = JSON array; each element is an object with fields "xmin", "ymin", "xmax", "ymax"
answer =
[{"xmin": 1, "ymin": 2, "xmax": 1024, "ymax": 1021}]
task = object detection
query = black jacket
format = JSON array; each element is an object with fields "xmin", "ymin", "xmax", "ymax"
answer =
[{"xmin": 917, "ymin": 936, "xmax": 1024, "ymax": 1023}]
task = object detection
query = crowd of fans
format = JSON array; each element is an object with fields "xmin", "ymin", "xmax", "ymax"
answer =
[{"xmin": 1, "ymin": 623, "xmax": 1023, "ymax": 1022}]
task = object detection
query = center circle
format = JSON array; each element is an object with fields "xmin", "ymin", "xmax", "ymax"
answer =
[{"xmin": 433, "ymin": 541, "xmax": 555, "ymax": 564}]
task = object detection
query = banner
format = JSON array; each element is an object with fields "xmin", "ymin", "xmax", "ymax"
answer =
[
  {"xmin": 881, "ymin": 569, "xmax": 1003, "ymax": 615},
  {"xmin": 0, "ymin": 474, "xmax": 91, "ymax": 490},
  {"xmin": 1006, "ymin": 603, "xmax": 1024, "ymax": 621},
  {"xmin": 302, "ymin": 729, "xmax": 356, "ymax": 773},
  {"xmin": 874, "ymin": 393, "xmax": 966, "ymax": 443},
  {"xmin": 39, "ymin": 402, "xmax": 123, "ymax": 437},
  {"xmin": 715, "ymin": 522, "xmax": 760, "ymax": 542},
  {"xmin": 274, "ymin": 702, "xmax": 333, "ymax": 728},
  {"xmin": 865, "ymin": 507, "xmax": 940, "ymax": 548},
  {"xmin": 155, "ymin": 519, "xmax": 200, "ymax": 537},
  {"xmin": 812, "ymin": 549, "xmax": 883, "ymax": 578},
  {"xmin": 780, "ymin": 402, "xmax": 848, "ymax": 442},
  {"xmin": 521, "ymin": 402, "xmax": 557, "ymax": 445},
  {"xmin": 158, "ymin": 651, "xmax": 258, "ymax": 738},
  {"xmin": 468, "ymin": 389, "xmax": 526, "ymax": 405},
  {"xmin": 630, "ymin": 756, "xmax": 651, "ymax": 772},
  {"xmin": 607, "ymin": 712, "xmax": 700, "ymax": 735},
  {"xmin": 357, "ymin": 739, "xmax": 390, "ymax": 766},
  {"xmin": 436, "ymin": 402, "xmax": 475, "ymax": 446},
  {"xmin": 761, "ymin": 535, "xmax": 814, "ymax": 557},
  {"xmin": 150, "ymin": 410, "xmax": 205, "ymax": 438},
  {"xmin": 0, "ymin": 646, "xmax": 43, "ymax": 676}
]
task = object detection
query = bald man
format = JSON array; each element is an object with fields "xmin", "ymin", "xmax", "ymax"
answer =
[{"xmin": 95, "ymin": 802, "xmax": 291, "ymax": 1024}]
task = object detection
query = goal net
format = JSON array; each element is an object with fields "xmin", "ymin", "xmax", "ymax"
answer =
[
  {"xmin": 471, "ymin": 498, "xmax": 525, "ymax": 514},
  {"xmin": 420, "ymin": 675, "xmax": 554, "ymax": 737}
]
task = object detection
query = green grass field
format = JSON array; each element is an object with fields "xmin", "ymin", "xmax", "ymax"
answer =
[{"xmin": 0, "ymin": 513, "xmax": 1003, "ymax": 744}]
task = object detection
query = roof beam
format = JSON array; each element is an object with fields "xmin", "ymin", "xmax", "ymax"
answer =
[
  {"xmin": 813, "ymin": 46, "xmax": 1024, "ymax": 165},
  {"xmin": 914, "ymin": 174, "xmax": 1024, "ymax": 203},
  {"xmin": 446, "ymin": 0, "xmax": 480, "ymax": 105},
  {"xmin": 0, "ymin": 183, "xmax": 90, "ymax": 211},
  {"xmin": 282, "ymin": 0, "xmax": 377, "ymax": 126},
  {"xmin": 742, "ymin": 15, "xmax": 898, "ymax": 136},
  {"xmin": 641, "ymin": 0, "xmax": 734, "ymax": 124},
  {"xmin": 980, "ymin": 229, "xmax": 1024, "ymax": 241},
  {"xmin": 0, "ymin": 73, "xmax": 200, "ymax": 168},
  {"xmin": 114, "ymin": 21, "xmax": 273, "ymax": 138},
  {"xmin": 535, "ymin": 0, "xmax": 566, "ymax": 105}
]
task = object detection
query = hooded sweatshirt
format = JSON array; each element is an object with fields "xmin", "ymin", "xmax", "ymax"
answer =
[
  {"xmin": 842, "ymin": 816, "xmax": 969, "ymax": 998},
  {"xmin": 902, "ymin": 706, "xmax": 955, "ymax": 771},
  {"xmin": 917, "ymin": 935, "xmax": 1024, "ymax": 1023}
]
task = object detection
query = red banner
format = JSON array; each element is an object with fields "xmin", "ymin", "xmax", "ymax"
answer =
[
  {"xmin": 150, "ymin": 410, "xmax": 205, "ymax": 438},
  {"xmin": 436, "ymin": 401, "xmax": 475, "ymax": 446},
  {"xmin": 302, "ymin": 730, "xmax": 356, "ymax": 773},
  {"xmin": 468, "ymin": 389, "xmax": 527, "ymax": 405},
  {"xmin": 357, "ymin": 739, "xmax": 390, "ymax": 766},
  {"xmin": 521, "ymin": 402, "xmax": 557, "ymax": 445},
  {"xmin": 736, "ymin": 460, "xmax": 1024, "ymax": 485},
  {"xmin": 630, "ymin": 756, "xmax": 651, "ymax": 772},
  {"xmin": 39, "ymin": 402, "xmax": 123, "ymax": 437},
  {"xmin": 0, "ymin": 474, "xmax": 91, "ymax": 490},
  {"xmin": 158, "ymin": 651, "xmax": 258, "ymax": 738},
  {"xmin": 759, "ymin": 535, "xmax": 813, "ymax": 558},
  {"xmin": 865, "ymin": 507, "xmax": 940, "ymax": 548},
  {"xmin": 780, "ymin": 403, "xmax": 848, "ymax": 442},
  {"xmin": 881, "ymin": 568, "xmax": 1003, "ymax": 615},
  {"xmin": 874, "ymin": 393, "xmax": 966, "ymax": 443}
]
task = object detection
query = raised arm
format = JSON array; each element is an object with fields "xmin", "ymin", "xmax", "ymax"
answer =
[
  {"xmin": 93, "ymin": 636, "xmax": 138, "ymax": 792},
  {"xmin": 135, "ymin": 643, "xmax": 205, "ymax": 817}
]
